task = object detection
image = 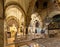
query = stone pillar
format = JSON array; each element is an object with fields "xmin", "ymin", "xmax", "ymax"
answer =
[
  {"xmin": 25, "ymin": 15, "xmax": 31, "ymax": 34},
  {"xmin": 44, "ymin": 23, "xmax": 49, "ymax": 38}
]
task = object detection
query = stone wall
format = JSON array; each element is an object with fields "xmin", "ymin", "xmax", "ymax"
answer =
[
  {"xmin": 0, "ymin": 0, "xmax": 4, "ymax": 47},
  {"xmin": 0, "ymin": 19, "xmax": 4, "ymax": 47}
]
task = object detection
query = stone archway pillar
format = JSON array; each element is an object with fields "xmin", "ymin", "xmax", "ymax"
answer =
[
  {"xmin": 25, "ymin": 14, "xmax": 31, "ymax": 34},
  {"xmin": 43, "ymin": 18, "xmax": 50, "ymax": 37},
  {"xmin": 45, "ymin": 24, "xmax": 49, "ymax": 37}
]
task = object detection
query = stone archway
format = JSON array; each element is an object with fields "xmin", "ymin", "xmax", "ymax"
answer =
[
  {"xmin": 30, "ymin": 13, "xmax": 42, "ymax": 28},
  {"xmin": 28, "ymin": 12, "xmax": 43, "ymax": 36},
  {"xmin": 48, "ymin": 10, "xmax": 60, "ymax": 18},
  {"xmin": 4, "ymin": 16, "xmax": 19, "ymax": 44},
  {"xmin": 5, "ymin": 4, "xmax": 26, "ymax": 32},
  {"xmin": 48, "ymin": 12, "xmax": 60, "ymax": 31},
  {"xmin": 44, "ymin": 11, "xmax": 60, "ymax": 37},
  {"xmin": 4, "ymin": 4, "xmax": 26, "ymax": 44},
  {"xmin": 47, "ymin": 10, "xmax": 60, "ymax": 26},
  {"xmin": 44, "ymin": 10, "xmax": 60, "ymax": 27},
  {"xmin": 6, "ymin": 16, "xmax": 19, "ymax": 36}
]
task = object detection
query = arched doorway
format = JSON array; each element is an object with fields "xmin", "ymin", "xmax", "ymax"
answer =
[
  {"xmin": 4, "ymin": 5, "xmax": 25, "ymax": 44},
  {"xmin": 49, "ymin": 14, "xmax": 60, "ymax": 30},
  {"xmin": 47, "ymin": 11, "xmax": 60, "ymax": 37},
  {"xmin": 4, "ymin": 16, "xmax": 19, "ymax": 44},
  {"xmin": 28, "ymin": 13, "xmax": 43, "ymax": 39}
]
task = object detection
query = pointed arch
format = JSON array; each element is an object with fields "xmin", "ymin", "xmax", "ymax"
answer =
[{"xmin": 4, "ymin": 1, "xmax": 26, "ymax": 19}]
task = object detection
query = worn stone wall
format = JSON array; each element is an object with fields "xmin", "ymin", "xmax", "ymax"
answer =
[
  {"xmin": 0, "ymin": 19, "xmax": 4, "ymax": 47},
  {"xmin": 0, "ymin": 0, "xmax": 4, "ymax": 47},
  {"xmin": 0, "ymin": 0, "xmax": 3, "ymax": 18}
]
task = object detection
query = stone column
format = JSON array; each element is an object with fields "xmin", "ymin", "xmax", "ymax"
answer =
[
  {"xmin": 44, "ymin": 23, "xmax": 49, "ymax": 38},
  {"xmin": 25, "ymin": 15, "xmax": 31, "ymax": 34}
]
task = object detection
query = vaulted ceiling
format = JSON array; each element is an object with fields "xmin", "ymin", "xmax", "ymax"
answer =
[
  {"xmin": 3, "ymin": 0, "xmax": 60, "ymax": 22},
  {"xmin": 4, "ymin": 0, "xmax": 32, "ymax": 14}
]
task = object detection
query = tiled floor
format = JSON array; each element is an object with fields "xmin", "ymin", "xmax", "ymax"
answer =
[
  {"xmin": 33, "ymin": 35, "xmax": 60, "ymax": 47},
  {"xmin": 6, "ymin": 34, "xmax": 60, "ymax": 47}
]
